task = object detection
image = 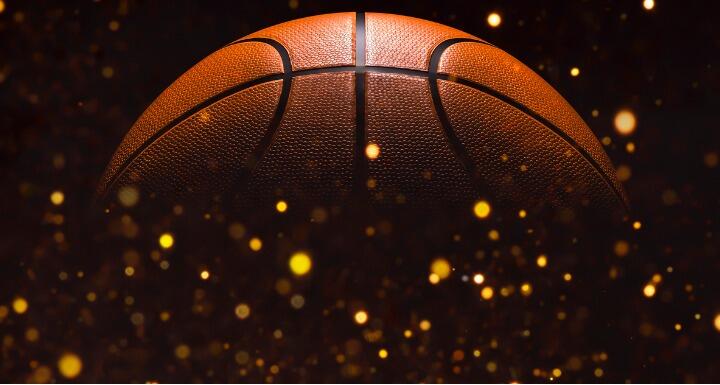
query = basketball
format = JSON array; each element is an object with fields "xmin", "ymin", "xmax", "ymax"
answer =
[{"xmin": 98, "ymin": 12, "xmax": 627, "ymax": 212}]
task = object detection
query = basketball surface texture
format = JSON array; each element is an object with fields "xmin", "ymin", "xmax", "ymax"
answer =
[{"xmin": 99, "ymin": 12, "xmax": 627, "ymax": 212}]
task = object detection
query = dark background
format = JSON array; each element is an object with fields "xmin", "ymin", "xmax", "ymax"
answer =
[{"xmin": 1, "ymin": 0, "xmax": 718, "ymax": 382}]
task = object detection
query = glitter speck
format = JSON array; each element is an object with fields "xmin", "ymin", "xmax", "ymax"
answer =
[
  {"xmin": 614, "ymin": 109, "xmax": 637, "ymax": 136},
  {"xmin": 200, "ymin": 270, "xmax": 210, "ymax": 280},
  {"xmin": 289, "ymin": 251, "xmax": 312, "ymax": 276},
  {"xmin": 378, "ymin": 348, "xmax": 389, "ymax": 359},
  {"xmin": 643, "ymin": 0, "xmax": 655, "ymax": 10},
  {"xmin": 12, "ymin": 297, "xmax": 28, "ymax": 314},
  {"xmin": 430, "ymin": 258, "xmax": 451, "ymax": 280},
  {"xmin": 354, "ymin": 310, "xmax": 368, "ymax": 325},
  {"xmin": 419, "ymin": 319, "xmax": 432, "ymax": 331},
  {"xmin": 473, "ymin": 273, "xmax": 485, "ymax": 285},
  {"xmin": 275, "ymin": 200, "xmax": 288, "ymax": 213},
  {"xmin": 643, "ymin": 284, "xmax": 656, "ymax": 298},
  {"xmin": 536, "ymin": 254, "xmax": 548, "ymax": 268},
  {"xmin": 235, "ymin": 303, "xmax": 251, "ymax": 319},
  {"xmin": 473, "ymin": 200, "xmax": 492, "ymax": 219},
  {"xmin": 481, "ymin": 286, "xmax": 494, "ymax": 300},
  {"xmin": 158, "ymin": 233, "xmax": 174, "ymax": 249},
  {"xmin": 58, "ymin": 353, "xmax": 82, "ymax": 379},
  {"xmin": 249, "ymin": 237, "xmax": 262, "ymax": 252},
  {"xmin": 50, "ymin": 190, "xmax": 64, "ymax": 205},
  {"xmin": 570, "ymin": 67, "xmax": 580, "ymax": 77},
  {"xmin": 487, "ymin": 12, "xmax": 502, "ymax": 28},
  {"xmin": 365, "ymin": 143, "xmax": 380, "ymax": 159}
]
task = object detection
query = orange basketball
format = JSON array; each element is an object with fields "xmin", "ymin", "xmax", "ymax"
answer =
[{"xmin": 99, "ymin": 12, "xmax": 627, "ymax": 212}]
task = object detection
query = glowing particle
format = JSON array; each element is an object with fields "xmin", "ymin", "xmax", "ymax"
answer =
[
  {"xmin": 200, "ymin": 270, "xmax": 210, "ymax": 280},
  {"xmin": 354, "ymin": 310, "xmax": 368, "ymax": 325},
  {"xmin": 626, "ymin": 142, "xmax": 636, "ymax": 153},
  {"xmin": 614, "ymin": 109, "xmax": 637, "ymax": 136},
  {"xmin": 175, "ymin": 344, "xmax": 191, "ymax": 359},
  {"xmin": 481, "ymin": 286, "xmax": 494, "ymax": 300},
  {"xmin": 158, "ymin": 233, "xmax": 174, "ymax": 249},
  {"xmin": 643, "ymin": 0, "xmax": 655, "ymax": 10},
  {"xmin": 632, "ymin": 221, "xmax": 642, "ymax": 230},
  {"xmin": 518, "ymin": 209, "xmax": 527, "ymax": 218},
  {"xmin": 488, "ymin": 229, "xmax": 500, "ymax": 241},
  {"xmin": 365, "ymin": 143, "xmax": 380, "ymax": 159},
  {"xmin": 473, "ymin": 349, "xmax": 481, "ymax": 358},
  {"xmin": 378, "ymin": 349, "xmax": 389, "ymax": 359},
  {"xmin": 705, "ymin": 152, "xmax": 718, "ymax": 168},
  {"xmin": 108, "ymin": 20, "xmax": 120, "ymax": 31},
  {"xmin": 674, "ymin": 323, "xmax": 682, "ymax": 331},
  {"xmin": 520, "ymin": 282, "xmax": 533, "ymax": 296},
  {"xmin": 651, "ymin": 273, "xmax": 662, "ymax": 284},
  {"xmin": 552, "ymin": 368, "xmax": 562, "ymax": 378},
  {"xmin": 124, "ymin": 266, "xmax": 135, "ymax": 277},
  {"xmin": 419, "ymin": 319, "xmax": 432, "ymax": 331},
  {"xmin": 486, "ymin": 361, "xmax": 498, "ymax": 373},
  {"xmin": 25, "ymin": 328, "xmax": 39, "ymax": 342},
  {"xmin": 249, "ymin": 237, "xmax": 262, "ymax": 252},
  {"xmin": 563, "ymin": 273, "xmax": 573, "ymax": 282},
  {"xmin": 12, "ymin": 297, "xmax": 28, "ymax": 314},
  {"xmin": 473, "ymin": 200, "xmax": 492, "ymax": 219},
  {"xmin": 430, "ymin": 258, "xmax": 451, "ymax": 280},
  {"xmin": 275, "ymin": 200, "xmax": 288, "ymax": 213},
  {"xmin": 234, "ymin": 303, "xmax": 251, "ymax": 319},
  {"xmin": 428, "ymin": 273, "xmax": 440, "ymax": 284},
  {"xmin": 404, "ymin": 329, "xmax": 413, "ymax": 338},
  {"xmin": 288, "ymin": 0, "xmax": 299, "ymax": 10},
  {"xmin": 473, "ymin": 273, "xmax": 485, "ymax": 285},
  {"xmin": 643, "ymin": 284, "xmax": 656, "ymax": 298},
  {"xmin": 570, "ymin": 67, "xmax": 580, "ymax": 77},
  {"xmin": 0, "ymin": 1, "xmax": 5, "ymax": 14},
  {"xmin": 58, "ymin": 353, "xmax": 82, "ymax": 379},
  {"xmin": 614, "ymin": 240, "xmax": 630, "ymax": 257},
  {"xmin": 536, "ymin": 254, "xmax": 548, "ymax": 268},
  {"xmin": 290, "ymin": 294, "xmax": 305, "ymax": 309},
  {"xmin": 714, "ymin": 314, "xmax": 720, "ymax": 332},
  {"xmin": 101, "ymin": 66, "xmax": 114, "ymax": 79},
  {"xmin": 594, "ymin": 368, "xmax": 604, "ymax": 377},
  {"xmin": 117, "ymin": 185, "xmax": 139, "ymax": 207},
  {"xmin": 50, "ymin": 190, "xmax": 64, "ymax": 205},
  {"xmin": 487, "ymin": 12, "xmax": 502, "ymax": 28},
  {"xmin": 289, "ymin": 251, "xmax": 312, "ymax": 276}
]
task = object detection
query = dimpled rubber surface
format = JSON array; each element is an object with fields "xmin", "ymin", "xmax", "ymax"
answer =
[{"xmin": 100, "ymin": 12, "xmax": 626, "ymax": 212}]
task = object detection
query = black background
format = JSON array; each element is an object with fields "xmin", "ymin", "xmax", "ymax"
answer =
[{"xmin": 1, "ymin": 0, "xmax": 718, "ymax": 382}]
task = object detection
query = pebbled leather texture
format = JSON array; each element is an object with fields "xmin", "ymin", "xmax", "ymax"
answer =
[{"xmin": 99, "ymin": 12, "xmax": 626, "ymax": 212}]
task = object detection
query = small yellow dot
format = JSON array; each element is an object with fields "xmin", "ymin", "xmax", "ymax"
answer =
[
  {"xmin": 674, "ymin": 323, "xmax": 682, "ymax": 331},
  {"xmin": 481, "ymin": 286, "xmax": 494, "ymax": 300},
  {"xmin": 58, "ymin": 353, "xmax": 82, "ymax": 379},
  {"xmin": 536, "ymin": 254, "xmax": 548, "ymax": 268},
  {"xmin": 633, "ymin": 221, "xmax": 642, "ymax": 230},
  {"xmin": 552, "ymin": 368, "xmax": 562, "ymax": 378},
  {"xmin": 594, "ymin": 367, "xmax": 604, "ymax": 377},
  {"xmin": 518, "ymin": 209, "xmax": 527, "ymax": 218},
  {"xmin": 158, "ymin": 233, "xmax": 174, "ymax": 249},
  {"xmin": 124, "ymin": 266, "xmax": 135, "ymax": 277},
  {"xmin": 12, "ymin": 297, "xmax": 28, "ymax": 314},
  {"xmin": 404, "ymin": 329, "xmax": 413, "ymax": 338},
  {"xmin": 714, "ymin": 314, "xmax": 720, "ymax": 332},
  {"xmin": 249, "ymin": 237, "xmax": 262, "ymax": 252},
  {"xmin": 563, "ymin": 273, "xmax": 573, "ymax": 282},
  {"xmin": 378, "ymin": 348, "xmax": 388, "ymax": 359},
  {"xmin": 614, "ymin": 109, "xmax": 637, "ymax": 136},
  {"xmin": 289, "ymin": 251, "xmax": 312, "ymax": 276},
  {"xmin": 200, "ymin": 270, "xmax": 210, "ymax": 280},
  {"xmin": 570, "ymin": 67, "xmax": 580, "ymax": 77},
  {"xmin": 0, "ymin": 0, "xmax": 5, "ymax": 14},
  {"xmin": 175, "ymin": 344, "xmax": 191, "ymax": 359},
  {"xmin": 473, "ymin": 273, "xmax": 485, "ymax": 285},
  {"xmin": 275, "ymin": 200, "xmax": 288, "ymax": 213},
  {"xmin": 50, "ymin": 190, "xmax": 65, "ymax": 205},
  {"xmin": 428, "ymin": 273, "xmax": 440, "ymax": 284},
  {"xmin": 643, "ymin": 284, "xmax": 656, "ymax": 298},
  {"xmin": 354, "ymin": 310, "xmax": 368, "ymax": 325},
  {"xmin": 235, "ymin": 303, "xmax": 251, "ymax": 319},
  {"xmin": 473, "ymin": 200, "xmax": 491, "ymax": 219},
  {"xmin": 488, "ymin": 229, "xmax": 500, "ymax": 241},
  {"xmin": 487, "ymin": 12, "xmax": 502, "ymax": 28},
  {"xmin": 430, "ymin": 258, "xmax": 451, "ymax": 280},
  {"xmin": 419, "ymin": 319, "xmax": 432, "ymax": 331},
  {"xmin": 643, "ymin": 0, "xmax": 655, "ymax": 10},
  {"xmin": 365, "ymin": 143, "xmax": 380, "ymax": 159},
  {"xmin": 520, "ymin": 282, "xmax": 533, "ymax": 296}
]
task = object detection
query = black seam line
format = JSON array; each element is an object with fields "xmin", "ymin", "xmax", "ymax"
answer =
[
  {"xmin": 428, "ymin": 38, "xmax": 627, "ymax": 210},
  {"xmin": 440, "ymin": 75, "xmax": 628, "ymax": 211},
  {"xmin": 242, "ymin": 38, "xmax": 292, "ymax": 174},
  {"xmin": 354, "ymin": 12, "xmax": 368, "ymax": 194},
  {"xmin": 428, "ymin": 39, "xmax": 483, "ymax": 186}
]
